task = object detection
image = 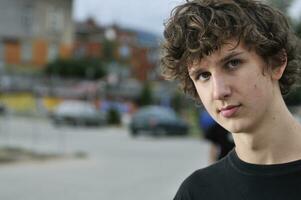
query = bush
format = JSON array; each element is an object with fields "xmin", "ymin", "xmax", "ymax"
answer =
[
  {"xmin": 107, "ymin": 108, "xmax": 121, "ymax": 125},
  {"xmin": 171, "ymin": 92, "xmax": 183, "ymax": 114},
  {"xmin": 284, "ymin": 87, "xmax": 301, "ymax": 106},
  {"xmin": 137, "ymin": 82, "xmax": 154, "ymax": 106},
  {"xmin": 45, "ymin": 58, "xmax": 106, "ymax": 80}
]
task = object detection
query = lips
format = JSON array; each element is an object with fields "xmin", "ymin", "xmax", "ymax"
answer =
[{"xmin": 219, "ymin": 105, "xmax": 241, "ymax": 118}]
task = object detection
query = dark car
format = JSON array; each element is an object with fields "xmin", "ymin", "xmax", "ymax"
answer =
[
  {"xmin": 51, "ymin": 100, "xmax": 106, "ymax": 126},
  {"xmin": 0, "ymin": 103, "xmax": 6, "ymax": 115},
  {"xmin": 129, "ymin": 106, "xmax": 189, "ymax": 136}
]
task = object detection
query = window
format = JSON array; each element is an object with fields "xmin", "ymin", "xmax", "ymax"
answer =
[
  {"xmin": 21, "ymin": 42, "xmax": 32, "ymax": 62},
  {"xmin": 48, "ymin": 44, "xmax": 58, "ymax": 61},
  {"xmin": 0, "ymin": 42, "xmax": 4, "ymax": 62},
  {"xmin": 119, "ymin": 45, "xmax": 131, "ymax": 58},
  {"xmin": 46, "ymin": 6, "xmax": 64, "ymax": 33},
  {"xmin": 21, "ymin": 3, "xmax": 34, "ymax": 34},
  {"xmin": 0, "ymin": 42, "xmax": 4, "ymax": 69}
]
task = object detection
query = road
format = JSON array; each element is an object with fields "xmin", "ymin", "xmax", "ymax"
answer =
[{"xmin": 0, "ymin": 116, "xmax": 210, "ymax": 200}]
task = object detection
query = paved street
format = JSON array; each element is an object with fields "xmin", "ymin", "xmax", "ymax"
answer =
[{"xmin": 0, "ymin": 116, "xmax": 210, "ymax": 200}]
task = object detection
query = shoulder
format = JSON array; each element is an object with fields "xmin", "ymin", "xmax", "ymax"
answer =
[
  {"xmin": 183, "ymin": 159, "xmax": 227, "ymax": 186},
  {"xmin": 174, "ymin": 157, "xmax": 229, "ymax": 200}
]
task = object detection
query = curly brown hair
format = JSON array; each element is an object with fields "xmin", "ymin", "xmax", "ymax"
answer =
[{"xmin": 161, "ymin": 0, "xmax": 301, "ymax": 103}]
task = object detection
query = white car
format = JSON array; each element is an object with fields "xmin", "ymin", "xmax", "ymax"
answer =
[{"xmin": 51, "ymin": 100, "xmax": 106, "ymax": 126}]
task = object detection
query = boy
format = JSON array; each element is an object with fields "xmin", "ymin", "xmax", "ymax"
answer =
[{"xmin": 161, "ymin": 0, "xmax": 301, "ymax": 199}]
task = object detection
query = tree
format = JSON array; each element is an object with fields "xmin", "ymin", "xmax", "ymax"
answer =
[
  {"xmin": 171, "ymin": 91, "xmax": 183, "ymax": 114},
  {"xmin": 266, "ymin": 0, "xmax": 293, "ymax": 14},
  {"xmin": 102, "ymin": 39, "xmax": 118, "ymax": 62},
  {"xmin": 295, "ymin": 21, "xmax": 301, "ymax": 38},
  {"xmin": 107, "ymin": 107, "xmax": 121, "ymax": 125},
  {"xmin": 284, "ymin": 87, "xmax": 301, "ymax": 106},
  {"xmin": 45, "ymin": 58, "xmax": 106, "ymax": 80},
  {"xmin": 137, "ymin": 82, "xmax": 154, "ymax": 106}
]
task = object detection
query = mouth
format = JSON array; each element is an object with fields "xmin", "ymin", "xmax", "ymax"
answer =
[{"xmin": 218, "ymin": 104, "xmax": 241, "ymax": 118}]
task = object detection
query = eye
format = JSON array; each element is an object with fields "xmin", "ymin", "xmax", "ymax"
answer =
[
  {"xmin": 226, "ymin": 59, "xmax": 242, "ymax": 70},
  {"xmin": 196, "ymin": 71, "xmax": 211, "ymax": 82}
]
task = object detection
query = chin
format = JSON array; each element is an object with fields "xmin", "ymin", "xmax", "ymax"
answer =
[
  {"xmin": 227, "ymin": 127, "xmax": 245, "ymax": 134},
  {"xmin": 222, "ymin": 120, "xmax": 250, "ymax": 134}
]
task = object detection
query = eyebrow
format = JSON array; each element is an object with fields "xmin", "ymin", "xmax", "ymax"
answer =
[
  {"xmin": 218, "ymin": 51, "xmax": 244, "ymax": 65},
  {"xmin": 188, "ymin": 51, "xmax": 245, "ymax": 78}
]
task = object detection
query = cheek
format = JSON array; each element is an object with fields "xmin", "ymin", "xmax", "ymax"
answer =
[
  {"xmin": 196, "ymin": 88, "xmax": 216, "ymax": 117},
  {"xmin": 251, "ymin": 83, "xmax": 263, "ymax": 98},
  {"xmin": 243, "ymin": 76, "xmax": 271, "ymax": 108},
  {"xmin": 195, "ymin": 86, "xmax": 213, "ymax": 109},
  {"xmin": 195, "ymin": 85, "xmax": 210, "ymax": 104}
]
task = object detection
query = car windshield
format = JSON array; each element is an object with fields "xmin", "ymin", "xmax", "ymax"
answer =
[
  {"xmin": 135, "ymin": 106, "xmax": 178, "ymax": 121},
  {"xmin": 56, "ymin": 101, "xmax": 97, "ymax": 116}
]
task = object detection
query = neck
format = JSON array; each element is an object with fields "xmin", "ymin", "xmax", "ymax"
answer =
[{"xmin": 233, "ymin": 96, "xmax": 301, "ymax": 165}]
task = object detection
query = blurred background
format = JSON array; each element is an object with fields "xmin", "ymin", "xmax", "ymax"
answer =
[{"xmin": 0, "ymin": 0, "xmax": 300, "ymax": 199}]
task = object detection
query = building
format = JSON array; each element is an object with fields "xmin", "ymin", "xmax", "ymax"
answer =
[
  {"xmin": 0, "ymin": 0, "xmax": 74, "ymax": 68},
  {"xmin": 130, "ymin": 30, "xmax": 160, "ymax": 82},
  {"xmin": 74, "ymin": 19, "xmax": 160, "ymax": 82},
  {"xmin": 74, "ymin": 18, "xmax": 104, "ymax": 59}
]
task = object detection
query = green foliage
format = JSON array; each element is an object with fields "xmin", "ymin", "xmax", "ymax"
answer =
[
  {"xmin": 137, "ymin": 82, "xmax": 154, "ymax": 106},
  {"xmin": 107, "ymin": 107, "xmax": 121, "ymax": 125},
  {"xmin": 45, "ymin": 58, "xmax": 106, "ymax": 80},
  {"xmin": 295, "ymin": 22, "xmax": 301, "ymax": 38},
  {"xmin": 266, "ymin": 0, "xmax": 293, "ymax": 13},
  {"xmin": 102, "ymin": 39, "xmax": 117, "ymax": 62},
  {"xmin": 284, "ymin": 87, "xmax": 301, "ymax": 106},
  {"xmin": 265, "ymin": 0, "xmax": 301, "ymax": 39},
  {"xmin": 171, "ymin": 92, "xmax": 183, "ymax": 113}
]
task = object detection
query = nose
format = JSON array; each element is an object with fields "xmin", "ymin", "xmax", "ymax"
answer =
[{"xmin": 212, "ymin": 74, "xmax": 231, "ymax": 100}]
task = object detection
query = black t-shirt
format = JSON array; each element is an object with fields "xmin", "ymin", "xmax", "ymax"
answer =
[{"xmin": 174, "ymin": 150, "xmax": 301, "ymax": 200}]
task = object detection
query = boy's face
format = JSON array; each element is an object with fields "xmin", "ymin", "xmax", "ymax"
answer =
[{"xmin": 189, "ymin": 41, "xmax": 283, "ymax": 133}]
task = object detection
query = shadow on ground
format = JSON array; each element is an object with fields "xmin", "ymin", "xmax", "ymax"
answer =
[{"xmin": 0, "ymin": 146, "xmax": 87, "ymax": 164}]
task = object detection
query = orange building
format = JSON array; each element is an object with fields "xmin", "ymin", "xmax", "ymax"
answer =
[
  {"xmin": 74, "ymin": 18, "xmax": 104, "ymax": 59},
  {"xmin": 73, "ymin": 19, "xmax": 160, "ymax": 82},
  {"xmin": 0, "ymin": 0, "xmax": 74, "ymax": 68}
]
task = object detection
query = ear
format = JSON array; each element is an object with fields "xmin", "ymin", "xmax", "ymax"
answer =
[{"xmin": 271, "ymin": 50, "xmax": 287, "ymax": 81}]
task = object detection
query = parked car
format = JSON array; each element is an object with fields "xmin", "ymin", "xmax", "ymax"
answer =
[
  {"xmin": 0, "ymin": 103, "xmax": 7, "ymax": 115},
  {"xmin": 51, "ymin": 100, "xmax": 106, "ymax": 126},
  {"xmin": 129, "ymin": 106, "xmax": 189, "ymax": 136}
]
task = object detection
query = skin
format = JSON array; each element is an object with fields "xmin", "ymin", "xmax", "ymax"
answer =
[
  {"xmin": 209, "ymin": 143, "xmax": 219, "ymax": 164},
  {"xmin": 189, "ymin": 40, "xmax": 301, "ymax": 165}
]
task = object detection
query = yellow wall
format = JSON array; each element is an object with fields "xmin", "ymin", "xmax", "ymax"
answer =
[
  {"xmin": 0, "ymin": 93, "xmax": 36, "ymax": 113},
  {"xmin": 0, "ymin": 94, "xmax": 64, "ymax": 113},
  {"xmin": 42, "ymin": 97, "xmax": 62, "ymax": 112}
]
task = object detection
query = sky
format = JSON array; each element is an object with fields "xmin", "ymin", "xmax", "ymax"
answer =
[
  {"xmin": 289, "ymin": 0, "xmax": 301, "ymax": 19},
  {"xmin": 73, "ymin": 0, "xmax": 182, "ymax": 35},
  {"xmin": 74, "ymin": 0, "xmax": 301, "ymax": 36}
]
